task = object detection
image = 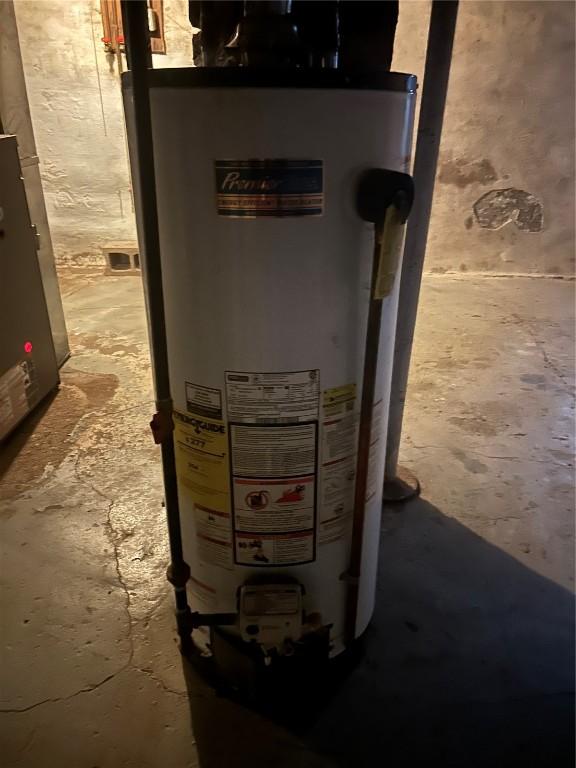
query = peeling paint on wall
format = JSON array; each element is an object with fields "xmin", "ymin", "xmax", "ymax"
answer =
[
  {"xmin": 473, "ymin": 189, "xmax": 544, "ymax": 233},
  {"xmin": 394, "ymin": 0, "xmax": 574, "ymax": 275},
  {"xmin": 12, "ymin": 0, "xmax": 575, "ymax": 274},
  {"xmin": 439, "ymin": 157, "xmax": 498, "ymax": 188}
]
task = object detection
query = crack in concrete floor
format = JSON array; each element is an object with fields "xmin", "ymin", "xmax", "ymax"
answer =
[
  {"xmin": 72, "ymin": 451, "xmax": 135, "ymax": 660},
  {"xmin": 0, "ymin": 661, "xmax": 188, "ymax": 715},
  {"xmin": 1, "ymin": 273, "xmax": 573, "ymax": 768},
  {"xmin": 509, "ymin": 312, "xmax": 575, "ymax": 397},
  {"xmin": 407, "ymin": 441, "xmax": 572, "ymax": 466}
]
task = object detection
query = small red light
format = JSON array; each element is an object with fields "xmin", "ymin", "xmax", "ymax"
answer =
[{"xmin": 24, "ymin": 341, "xmax": 33, "ymax": 354}]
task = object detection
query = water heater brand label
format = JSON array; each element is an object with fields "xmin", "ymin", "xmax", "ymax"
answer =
[{"xmin": 215, "ymin": 160, "xmax": 323, "ymax": 218}]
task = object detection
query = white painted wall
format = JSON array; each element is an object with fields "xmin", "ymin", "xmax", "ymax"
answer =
[
  {"xmin": 0, "ymin": 0, "xmax": 70, "ymax": 362},
  {"xmin": 394, "ymin": 0, "xmax": 575, "ymax": 275},
  {"xmin": 14, "ymin": 0, "xmax": 575, "ymax": 275},
  {"xmin": 14, "ymin": 0, "xmax": 192, "ymax": 266}
]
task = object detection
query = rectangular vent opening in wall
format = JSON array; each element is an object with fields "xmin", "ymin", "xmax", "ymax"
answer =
[{"xmin": 103, "ymin": 244, "xmax": 140, "ymax": 275}]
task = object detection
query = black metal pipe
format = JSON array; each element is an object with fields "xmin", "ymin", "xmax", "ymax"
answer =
[
  {"xmin": 346, "ymin": 169, "xmax": 414, "ymax": 647},
  {"xmin": 120, "ymin": 1, "xmax": 191, "ymax": 634},
  {"xmin": 191, "ymin": 612, "xmax": 238, "ymax": 628},
  {"xmin": 385, "ymin": 0, "xmax": 459, "ymax": 482},
  {"xmin": 344, "ymin": 232, "xmax": 384, "ymax": 646}
]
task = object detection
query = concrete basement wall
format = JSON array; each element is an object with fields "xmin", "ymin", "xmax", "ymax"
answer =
[
  {"xmin": 394, "ymin": 0, "xmax": 575, "ymax": 275},
  {"xmin": 14, "ymin": 0, "xmax": 192, "ymax": 266},
  {"xmin": 14, "ymin": 0, "xmax": 575, "ymax": 274}
]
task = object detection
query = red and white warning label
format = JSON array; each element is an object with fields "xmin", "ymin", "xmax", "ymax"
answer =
[
  {"xmin": 235, "ymin": 531, "xmax": 314, "ymax": 566},
  {"xmin": 228, "ymin": 399, "xmax": 318, "ymax": 565},
  {"xmin": 233, "ymin": 476, "xmax": 315, "ymax": 533}
]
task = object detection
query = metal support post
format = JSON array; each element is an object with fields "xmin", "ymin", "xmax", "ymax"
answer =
[{"xmin": 384, "ymin": 0, "xmax": 459, "ymax": 502}]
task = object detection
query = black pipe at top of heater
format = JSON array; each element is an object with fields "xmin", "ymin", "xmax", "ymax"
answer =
[
  {"xmin": 234, "ymin": 1, "xmax": 301, "ymax": 68},
  {"xmin": 189, "ymin": 1, "xmax": 243, "ymax": 66},
  {"xmin": 338, "ymin": 1, "xmax": 398, "ymax": 72},
  {"xmin": 291, "ymin": 1, "xmax": 339, "ymax": 69},
  {"xmin": 188, "ymin": 1, "xmax": 298, "ymax": 68},
  {"xmin": 293, "ymin": 1, "xmax": 399, "ymax": 70},
  {"xmin": 188, "ymin": 0, "xmax": 398, "ymax": 71}
]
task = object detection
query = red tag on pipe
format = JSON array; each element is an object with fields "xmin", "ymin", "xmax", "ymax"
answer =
[{"xmin": 150, "ymin": 411, "xmax": 174, "ymax": 444}]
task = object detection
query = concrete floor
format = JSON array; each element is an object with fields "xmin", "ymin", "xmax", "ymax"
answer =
[{"xmin": 1, "ymin": 271, "xmax": 574, "ymax": 767}]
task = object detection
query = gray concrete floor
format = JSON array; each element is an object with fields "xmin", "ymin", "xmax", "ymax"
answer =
[{"xmin": 1, "ymin": 271, "xmax": 574, "ymax": 768}]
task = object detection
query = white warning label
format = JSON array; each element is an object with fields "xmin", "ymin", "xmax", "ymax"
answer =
[
  {"xmin": 230, "ymin": 423, "xmax": 316, "ymax": 477},
  {"xmin": 233, "ymin": 476, "xmax": 315, "ymax": 533},
  {"xmin": 230, "ymin": 421, "xmax": 317, "ymax": 566},
  {"xmin": 319, "ymin": 384, "xmax": 358, "ymax": 545},
  {"xmin": 194, "ymin": 503, "xmax": 233, "ymax": 569},
  {"xmin": 185, "ymin": 381, "xmax": 222, "ymax": 419},
  {"xmin": 225, "ymin": 370, "xmax": 319, "ymax": 423},
  {"xmin": 320, "ymin": 456, "xmax": 355, "ymax": 545},
  {"xmin": 235, "ymin": 531, "xmax": 314, "ymax": 566},
  {"xmin": 366, "ymin": 399, "xmax": 384, "ymax": 502}
]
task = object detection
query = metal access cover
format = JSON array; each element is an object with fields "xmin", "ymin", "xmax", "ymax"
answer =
[{"xmin": 239, "ymin": 584, "xmax": 303, "ymax": 648}]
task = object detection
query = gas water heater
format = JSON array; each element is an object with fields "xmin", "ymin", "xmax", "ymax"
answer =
[{"xmin": 122, "ymin": 3, "xmax": 416, "ymax": 672}]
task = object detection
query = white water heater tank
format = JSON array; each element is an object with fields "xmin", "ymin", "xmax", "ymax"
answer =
[{"xmin": 124, "ymin": 69, "xmax": 416, "ymax": 656}]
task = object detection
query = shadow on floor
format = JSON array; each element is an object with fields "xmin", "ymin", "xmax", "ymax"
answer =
[
  {"xmin": 0, "ymin": 388, "xmax": 59, "ymax": 484},
  {"xmin": 180, "ymin": 496, "xmax": 574, "ymax": 768}
]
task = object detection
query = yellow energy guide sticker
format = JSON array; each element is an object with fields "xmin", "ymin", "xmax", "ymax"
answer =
[
  {"xmin": 173, "ymin": 410, "xmax": 229, "ymax": 513},
  {"xmin": 322, "ymin": 383, "xmax": 356, "ymax": 419}
]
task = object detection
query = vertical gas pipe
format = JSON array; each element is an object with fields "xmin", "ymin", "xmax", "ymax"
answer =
[
  {"xmin": 384, "ymin": 0, "xmax": 459, "ymax": 499},
  {"xmin": 120, "ymin": 0, "xmax": 192, "ymax": 648},
  {"xmin": 346, "ymin": 169, "xmax": 414, "ymax": 646}
]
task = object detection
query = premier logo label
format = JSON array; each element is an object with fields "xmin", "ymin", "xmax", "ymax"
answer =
[
  {"xmin": 220, "ymin": 172, "xmax": 283, "ymax": 193},
  {"xmin": 215, "ymin": 160, "xmax": 323, "ymax": 218}
]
